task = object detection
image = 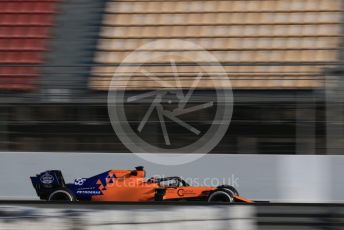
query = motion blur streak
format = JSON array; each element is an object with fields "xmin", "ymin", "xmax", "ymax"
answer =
[
  {"xmin": 1, "ymin": 0, "xmax": 344, "ymax": 154},
  {"xmin": 1, "ymin": 203, "xmax": 344, "ymax": 230},
  {"xmin": 0, "ymin": 205, "xmax": 256, "ymax": 230}
]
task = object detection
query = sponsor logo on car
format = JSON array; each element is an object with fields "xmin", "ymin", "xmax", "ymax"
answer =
[
  {"xmin": 74, "ymin": 178, "xmax": 87, "ymax": 186},
  {"xmin": 40, "ymin": 173, "xmax": 54, "ymax": 184},
  {"xmin": 77, "ymin": 187, "xmax": 96, "ymax": 190},
  {"xmin": 76, "ymin": 190, "xmax": 101, "ymax": 195},
  {"xmin": 177, "ymin": 189, "xmax": 196, "ymax": 197}
]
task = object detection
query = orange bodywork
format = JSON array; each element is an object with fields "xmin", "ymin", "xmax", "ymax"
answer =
[
  {"xmin": 89, "ymin": 168, "xmax": 252, "ymax": 203},
  {"xmin": 233, "ymin": 195, "xmax": 254, "ymax": 203},
  {"xmin": 163, "ymin": 186, "xmax": 215, "ymax": 200},
  {"xmin": 91, "ymin": 169, "xmax": 159, "ymax": 202}
]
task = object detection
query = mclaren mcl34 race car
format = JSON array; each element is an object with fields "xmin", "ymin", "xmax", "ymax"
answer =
[{"xmin": 30, "ymin": 166, "xmax": 252, "ymax": 203}]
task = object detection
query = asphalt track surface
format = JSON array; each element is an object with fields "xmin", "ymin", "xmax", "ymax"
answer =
[{"xmin": 0, "ymin": 201, "xmax": 344, "ymax": 229}]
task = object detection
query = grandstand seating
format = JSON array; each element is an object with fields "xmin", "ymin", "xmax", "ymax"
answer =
[
  {"xmin": 91, "ymin": 0, "xmax": 343, "ymax": 90},
  {"xmin": 0, "ymin": 0, "xmax": 59, "ymax": 91}
]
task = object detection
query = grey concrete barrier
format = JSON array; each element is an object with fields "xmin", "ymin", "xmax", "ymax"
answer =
[{"xmin": 1, "ymin": 152, "xmax": 344, "ymax": 202}]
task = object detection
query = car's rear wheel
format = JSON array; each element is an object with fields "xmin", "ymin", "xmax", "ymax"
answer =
[
  {"xmin": 48, "ymin": 188, "xmax": 75, "ymax": 201},
  {"xmin": 208, "ymin": 189, "xmax": 234, "ymax": 203}
]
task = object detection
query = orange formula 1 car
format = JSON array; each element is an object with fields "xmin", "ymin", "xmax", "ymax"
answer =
[{"xmin": 30, "ymin": 166, "xmax": 252, "ymax": 203}]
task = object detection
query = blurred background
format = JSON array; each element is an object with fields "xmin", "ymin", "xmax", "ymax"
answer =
[
  {"xmin": 2, "ymin": 1, "xmax": 344, "ymax": 229},
  {"xmin": 1, "ymin": 0, "xmax": 344, "ymax": 155}
]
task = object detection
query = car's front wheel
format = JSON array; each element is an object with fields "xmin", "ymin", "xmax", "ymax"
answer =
[
  {"xmin": 208, "ymin": 189, "xmax": 234, "ymax": 203},
  {"xmin": 217, "ymin": 185, "xmax": 239, "ymax": 196}
]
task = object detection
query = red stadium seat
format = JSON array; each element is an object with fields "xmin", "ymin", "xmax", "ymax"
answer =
[
  {"xmin": 0, "ymin": 14, "xmax": 54, "ymax": 26},
  {"xmin": 0, "ymin": 39, "xmax": 46, "ymax": 50},
  {"xmin": 0, "ymin": 66, "xmax": 39, "ymax": 77},
  {"xmin": 0, "ymin": 0, "xmax": 59, "ymax": 91},
  {"xmin": 0, "ymin": 27, "xmax": 50, "ymax": 38},
  {"xmin": 0, "ymin": 2, "xmax": 57, "ymax": 13}
]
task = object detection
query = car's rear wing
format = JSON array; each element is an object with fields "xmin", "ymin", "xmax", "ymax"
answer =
[{"xmin": 30, "ymin": 170, "xmax": 66, "ymax": 200}]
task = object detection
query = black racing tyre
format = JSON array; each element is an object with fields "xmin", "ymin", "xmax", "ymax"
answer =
[
  {"xmin": 48, "ymin": 188, "xmax": 75, "ymax": 201},
  {"xmin": 217, "ymin": 185, "xmax": 239, "ymax": 196},
  {"xmin": 208, "ymin": 189, "xmax": 234, "ymax": 203}
]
